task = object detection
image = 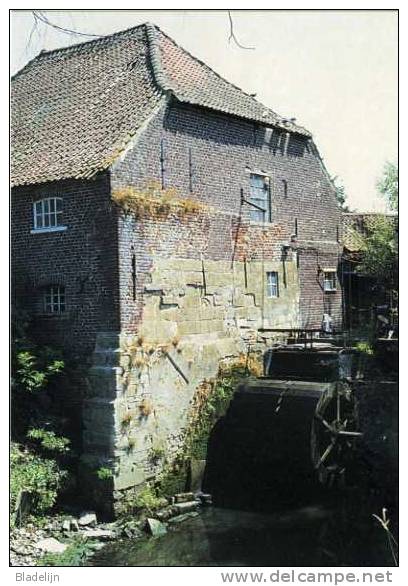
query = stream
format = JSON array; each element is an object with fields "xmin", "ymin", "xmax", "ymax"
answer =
[
  {"xmin": 89, "ymin": 502, "xmax": 393, "ymax": 567},
  {"xmin": 90, "ymin": 371, "xmax": 397, "ymax": 567}
]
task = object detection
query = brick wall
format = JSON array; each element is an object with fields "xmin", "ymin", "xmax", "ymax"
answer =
[
  {"xmin": 11, "ymin": 100, "xmax": 344, "ymax": 511},
  {"xmin": 111, "ymin": 100, "xmax": 343, "ymax": 332},
  {"xmin": 297, "ymin": 248, "xmax": 343, "ymax": 329},
  {"xmin": 11, "ymin": 174, "xmax": 120, "ymax": 358}
]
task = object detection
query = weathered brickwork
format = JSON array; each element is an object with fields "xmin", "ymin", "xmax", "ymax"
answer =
[
  {"xmin": 11, "ymin": 174, "xmax": 120, "ymax": 358},
  {"xmin": 111, "ymin": 100, "xmax": 343, "ymax": 333},
  {"xmin": 79, "ymin": 100, "xmax": 342, "ymax": 513},
  {"xmin": 297, "ymin": 247, "xmax": 343, "ymax": 330},
  {"xmin": 11, "ymin": 99, "xmax": 343, "ymax": 514}
]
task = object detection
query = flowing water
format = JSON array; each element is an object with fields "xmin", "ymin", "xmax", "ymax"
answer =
[
  {"xmin": 90, "ymin": 375, "xmax": 397, "ymax": 567},
  {"xmin": 90, "ymin": 502, "xmax": 394, "ymax": 567}
]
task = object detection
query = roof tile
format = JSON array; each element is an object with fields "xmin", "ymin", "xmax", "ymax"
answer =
[{"xmin": 11, "ymin": 23, "xmax": 311, "ymax": 187}]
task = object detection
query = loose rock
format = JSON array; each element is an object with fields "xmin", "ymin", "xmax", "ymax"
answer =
[
  {"xmin": 81, "ymin": 528, "xmax": 116, "ymax": 541},
  {"xmin": 174, "ymin": 492, "xmax": 195, "ymax": 503},
  {"xmin": 155, "ymin": 505, "xmax": 177, "ymax": 521},
  {"xmin": 78, "ymin": 511, "xmax": 97, "ymax": 527},
  {"xmin": 71, "ymin": 519, "xmax": 80, "ymax": 532},
  {"xmin": 146, "ymin": 518, "xmax": 167, "ymax": 537},
  {"xmin": 62, "ymin": 519, "xmax": 72, "ymax": 532},
  {"xmin": 173, "ymin": 500, "xmax": 200, "ymax": 514},
  {"xmin": 168, "ymin": 511, "xmax": 200, "ymax": 524},
  {"xmin": 197, "ymin": 492, "xmax": 213, "ymax": 506},
  {"xmin": 35, "ymin": 537, "xmax": 68, "ymax": 554}
]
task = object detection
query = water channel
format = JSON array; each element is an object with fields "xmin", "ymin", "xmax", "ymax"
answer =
[{"xmin": 90, "ymin": 499, "xmax": 393, "ymax": 567}]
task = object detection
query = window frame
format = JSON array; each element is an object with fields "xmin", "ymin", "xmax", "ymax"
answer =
[
  {"xmin": 31, "ymin": 197, "xmax": 67, "ymax": 234},
  {"xmin": 323, "ymin": 270, "xmax": 337, "ymax": 292},
  {"xmin": 249, "ymin": 173, "xmax": 271, "ymax": 223},
  {"xmin": 266, "ymin": 271, "xmax": 279, "ymax": 298},
  {"xmin": 43, "ymin": 285, "xmax": 66, "ymax": 315}
]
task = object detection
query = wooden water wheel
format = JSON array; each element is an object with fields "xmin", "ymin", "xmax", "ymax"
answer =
[{"xmin": 311, "ymin": 381, "xmax": 363, "ymax": 488}]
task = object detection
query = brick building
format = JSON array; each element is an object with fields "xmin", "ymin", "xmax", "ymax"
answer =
[{"xmin": 11, "ymin": 23, "xmax": 343, "ymax": 511}]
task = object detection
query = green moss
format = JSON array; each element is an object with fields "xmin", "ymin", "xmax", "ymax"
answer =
[
  {"xmin": 95, "ymin": 466, "xmax": 114, "ymax": 481},
  {"xmin": 156, "ymin": 364, "xmax": 251, "ymax": 497},
  {"xmin": 354, "ymin": 341, "xmax": 374, "ymax": 356},
  {"xmin": 188, "ymin": 367, "xmax": 247, "ymax": 460},
  {"xmin": 132, "ymin": 486, "xmax": 165, "ymax": 513},
  {"xmin": 157, "ymin": 459, "xmax": 189, "ymax": 497}
]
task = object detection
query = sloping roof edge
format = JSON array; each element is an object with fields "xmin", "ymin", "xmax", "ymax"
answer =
[
  {"xmin": 12, "ymin": 22, "xmax": 313, "ymax": 188},
  {"xmin": 145, "ymin": 23, "xmax": 311, "ymax": 137}
]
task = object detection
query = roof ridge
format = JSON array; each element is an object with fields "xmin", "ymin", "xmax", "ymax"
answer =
[
  {"xmin": 13, "ymin": 20, "xmax": 309, "ymax": 135},
  {"xmin": 144, "ymin": 23, "xmax": 172, "ymax": 93},
  {"xmin": 11, "ymin": 22, "xmax": 153, "ymax": 83},
  {"xmin": 12, "ymin": 21, "xmax": 152, "ymax": 79}
]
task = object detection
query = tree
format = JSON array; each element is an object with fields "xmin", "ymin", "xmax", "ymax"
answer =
[
  {"xmin": 357, "ymin": 216, "xmax": 397, "ymax": 291},
  {"xmin": 331, "ymin": 176, "xmax": 351, "ymax": 212},
  {"xmin": 355, "ymin": 163, "xmax": 398, "ymax": 294},
  {"xmin": 377, "ymin": 162, "xmax": 398, "ymax": 212}
]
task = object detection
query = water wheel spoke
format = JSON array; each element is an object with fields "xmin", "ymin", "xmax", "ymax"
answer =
[
  {"xmin": 317, "ymin": 441, "xmax": 335, "ymax": 468},
  {"xmin": 315, "ymin": 413, "xmax": 333, "ymax": 432},
  {"xmin": 336, "ymin": 392, "xmax": 340, "ymax": 423},
  {"xmin": 337, "ymin": 430, "xmax": 363, "ymax": 437},
  {"xmin": 313, "ymin": 381, "xmax": 362, "ymax": 487}
]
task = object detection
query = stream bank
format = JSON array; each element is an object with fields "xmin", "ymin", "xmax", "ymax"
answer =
[
  {"xmin": 10, "ymin": 491, "xmax": 211, "ymax": 566},
  {"xmin": 89, "ymin": 500, "xmax": 395, "ymax": 567}
]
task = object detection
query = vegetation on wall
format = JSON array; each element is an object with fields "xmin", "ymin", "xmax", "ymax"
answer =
[
  {"xmin": 156, "ymin": 356, "xmax": 259, "ymax": 497},
  {"xmin": 187, "ymin": 364, "xmax": 250, "ymax": 460},
  {"xmin": 10, "ymin": 443, "xmax": 68, "ymax": 517},
  {"xmin": 11, "ymin": 309, "xmax": 72, "ymax": 523},
  {"xmin": 112, "ymin": 181, "xmax": 205, "ymax": 219}
]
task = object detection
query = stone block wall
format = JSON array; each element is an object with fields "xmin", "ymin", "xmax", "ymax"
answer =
[
  {"xmin": 12, "ymin": 97, "xmax": 344, "ymax": 513},
  {"xmin": 79, "ymin": 100, "xmax": 343, "ymax": 511},
  {"xmin": 81, "ymin": 251, "xmax": 300, "ymax": 514}
]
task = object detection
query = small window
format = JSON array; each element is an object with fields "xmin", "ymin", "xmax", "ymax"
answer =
[
  {"xmin": 249, "ymin": 174, "xmax": 271, "ymax": 222},
  {"xmin": 323, "ymin": 271, "xmax": 337, "ymax": 292},
  {"xmin": 43, "ymin": 286, "xmax": 65, "ymax": 314},
  {"xmin": 33, "ymin": 197, "xmax": 64, "ymax": 231},
  {"xmin": 266, "ymin": 271, "xmax": 279, "ymax": 298}
]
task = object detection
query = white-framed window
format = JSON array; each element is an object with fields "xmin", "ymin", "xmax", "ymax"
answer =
[
  {"xmin": 43, "ymin": 285, "xmax": 66, "ymax": 314},
  {"xmin": 266, "ymin": 271, "xmax": 279, "ymax": 298},
  {"xmin": 249, "ymin": 173, "xmax": 271, "ymax": 222},
  {"xmin": 32, "ymin": 197, "xmax": 65, "ymax": 232},
  {"xmin": 323, "ymin": 270, "xmax": 337, "ymax": 292}
]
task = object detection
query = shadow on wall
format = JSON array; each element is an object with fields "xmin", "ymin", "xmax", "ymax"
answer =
[
  {"xmin": 287, "ymin": 135, "xmax": 307, "ymax": 158},
  {"xmin": 164, "ymin": 103, "xmax": 308, "ymax": 158}
]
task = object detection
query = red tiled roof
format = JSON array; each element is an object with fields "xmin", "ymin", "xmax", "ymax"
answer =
[{"xmin": 11, "ymin": 23, "xmax": 311, "ymax": 188}]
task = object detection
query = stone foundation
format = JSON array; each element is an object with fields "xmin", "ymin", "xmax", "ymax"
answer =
[{"xmin": 80, "ymin": 255, "xmax": 301, "ymax": 515}]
